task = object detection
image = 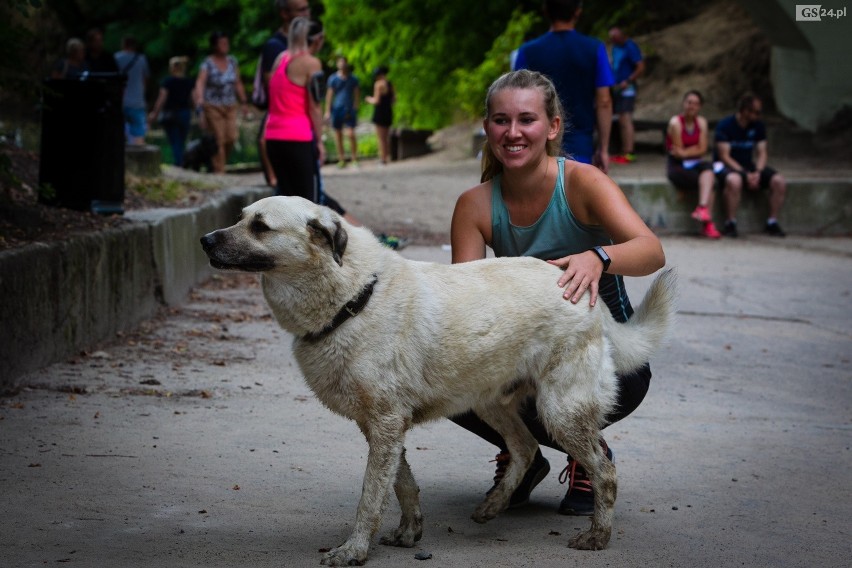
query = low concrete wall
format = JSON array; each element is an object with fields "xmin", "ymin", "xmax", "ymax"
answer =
[
  {"xmin": 125, "ymin": 144, "xmax": 163, "ymax": 178},
  {"xmin": 0, "ymin": 226, "xmax": 157, "ymax": 388},
  {"xmin": 0, "ymin": 186, "xmax": 270, "ymax": 390},
  {"xmin": 620, "ymin": 178, "xmax": 852, "ymax": 236},
  {"xmin": 126, "ymin": 187, "xmax": 270, "ymax": 306}
]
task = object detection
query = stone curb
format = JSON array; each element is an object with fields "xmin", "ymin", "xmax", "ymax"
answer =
[{"xmin": 0, "ymin": 186, "xmax": 271, "ymax": 388}]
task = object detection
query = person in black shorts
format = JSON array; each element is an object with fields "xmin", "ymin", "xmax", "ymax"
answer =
[
  {"xmin": 365, "ymin": 66, "xmax": 394, "ymax": 165},
  {"xmin": 714, "ymin": 93, "xmax": 787, "ymax": 237}
]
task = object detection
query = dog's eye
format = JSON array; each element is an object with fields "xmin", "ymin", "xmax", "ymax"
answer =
[{"xmin": 251, "ymin": 219, "xmax": 271, "ymax": 234}]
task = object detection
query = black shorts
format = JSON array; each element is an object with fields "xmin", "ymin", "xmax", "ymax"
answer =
[
  {"xmin": 666, "ymin": 158, "xmax": 713, "ymax": 191},
  {"xmin": 717, "ymin": 165, "xmax": 778, "ymax": 190},
  {"xmin": 613, "ymin": 92, "xmax": 636, "ymax": 114}
]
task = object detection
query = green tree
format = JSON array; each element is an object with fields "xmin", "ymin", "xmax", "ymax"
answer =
[
  {"xmin": 452, "ymin": 9, "xmax": 541, "ymax": 120},
  {"xmin": 0, "ymin": 0, "xmax": 42, "ymax": 96},
  {"xmin": 5, "ymin": 0, "xmax": 659, "ymax": 132},
  {"xmin": 0, "ymin": 0, "xmax": 42, "ymax": 203},
  {"xmin": 321, "ymin": 0, "xmax": 542, "ymax": 130},
  {"xmin": 32, "ymin": 0, "xmax": 282, "ymax": 90}
]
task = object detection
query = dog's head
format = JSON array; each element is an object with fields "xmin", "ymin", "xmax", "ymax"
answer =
[{"xmin": 200, "ymin": 196, "xmax": 348, "ymax": 272}]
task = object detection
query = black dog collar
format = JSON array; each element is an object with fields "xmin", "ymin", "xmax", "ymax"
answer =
[{"xmin": 302, "ymin": 274, "xmax": 379, "ymax": 342}]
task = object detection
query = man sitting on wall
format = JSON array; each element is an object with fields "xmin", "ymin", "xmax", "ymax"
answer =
[{"xmin": 714, "ymin": 93, "xmax": 787, "ymax": 237}]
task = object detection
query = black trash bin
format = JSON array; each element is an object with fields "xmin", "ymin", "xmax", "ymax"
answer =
[{"xmin": 39, "ymin": 73, "xmax": 126, "ymax": 214}]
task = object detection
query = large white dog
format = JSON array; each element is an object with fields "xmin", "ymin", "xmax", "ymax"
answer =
[{"xmin": 201, "ymin": 196, "xmax": 677, "ymax": 566}]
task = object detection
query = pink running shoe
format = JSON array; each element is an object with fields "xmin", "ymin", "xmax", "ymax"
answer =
[
  {"xmin": 691, "ymin": 205, "xmax": 711, "ymax": 223},
  {"xmin": 702, "ymin": 222, "xmax": 722, "ymax": 239}
]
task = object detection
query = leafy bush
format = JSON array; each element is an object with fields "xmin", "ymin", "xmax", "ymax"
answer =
[{"xmin": 452, "ymin": 9, "xmax": 540, "ymax": 121}]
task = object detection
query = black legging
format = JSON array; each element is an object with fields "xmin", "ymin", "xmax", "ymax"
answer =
[
  {"xmin": 266, "ymin": 138, "xmax": 348, "ymax": 216},
  {"xmin": 449, "ymin": 363, "xmax": 651, "ymax": 453},
  {"xmin": 266, "ymin": 139, "xmax": 319, "ymax": 203}
]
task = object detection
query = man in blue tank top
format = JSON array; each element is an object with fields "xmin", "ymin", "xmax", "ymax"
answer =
[{"xmin": 513, "ymin": 0, "xmax": 614, "ymax": 171}]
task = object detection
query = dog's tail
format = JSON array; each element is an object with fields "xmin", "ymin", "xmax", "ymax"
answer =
[{"xmin": 604, "ymin": 268, "xmax": 677, "ymax": 374}]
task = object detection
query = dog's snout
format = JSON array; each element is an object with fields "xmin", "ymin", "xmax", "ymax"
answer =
[{"xmin": 200, "ymin": 233, "xmax": 217, "ymax": 252}]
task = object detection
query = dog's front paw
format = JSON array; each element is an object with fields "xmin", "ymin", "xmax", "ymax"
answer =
[
  {"xmin": 321, "ymin": 542, "xmax": 368, "ymax": 566},
  {"xmin": 567, "ymin": 526, "xmax": 611, "ymax": 550},
  {"xmin": 379, "ymin": 516, "xmax": 423, "ymax": 547},
  {"xmin": 470, "ymin": 498, "xmax": 504, "ymax": 524},
  {"xmin": 379, "ymin": 526, "xmax": 421, "ymax": 548}
]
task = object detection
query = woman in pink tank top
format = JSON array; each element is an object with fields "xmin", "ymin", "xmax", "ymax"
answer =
[
  {"xmin": 665, "ymin": 90, "xmax": 721, "ymax": 239},
  {"xmin": 264, "ymin": 18, "xmax": 326, "ymax": 202}
]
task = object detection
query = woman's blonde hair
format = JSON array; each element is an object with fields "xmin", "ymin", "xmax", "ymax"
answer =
[
  {"xmin": 480, "ymin": 70, "xmax": 565, "ymax": 183},
  {"xmin": 169, "ymin": 56, "xmax": 188, "ymax": 76},
  {"xmin": 289, "ymin": 17, "xmax": 323, "ymax": 53},
  {"xmin": 288, "ymin": 17, "xmax": 311, "ymax": 52}
]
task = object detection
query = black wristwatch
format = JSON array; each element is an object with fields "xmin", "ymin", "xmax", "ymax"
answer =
[{"xmin": 591, "ymin": 246, "xmax": 611, "ymax": 272}]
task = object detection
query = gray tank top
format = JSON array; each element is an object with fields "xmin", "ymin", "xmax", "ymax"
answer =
[{"xmin": 490, "ymin": 157, "xmax": 633, "ymax": 322}]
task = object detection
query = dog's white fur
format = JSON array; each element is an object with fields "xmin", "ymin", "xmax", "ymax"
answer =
[{"xmin": 201, "ymin": 196, "xmax": 677, "ymax": 566}]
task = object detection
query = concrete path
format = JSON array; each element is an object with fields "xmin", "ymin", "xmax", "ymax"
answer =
[{"xmin": 2, "ymin": 234, "xmax": 850, "ymax": 567}]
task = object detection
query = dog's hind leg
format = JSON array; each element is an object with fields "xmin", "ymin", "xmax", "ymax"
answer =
[
  {"xmin": 469, "ymin": 400, "xmax": 539, "ymax": 523},
  {"xmin": 321, "ymin": 417, "xmax": 408, "ymax": 567},
  {"xmin": 379, "ymin": 447, "xmax": 423, "ymax": 547},
  {"xmin": 536, "ymin": 350, "xmax": 618, "ymax": 550}
]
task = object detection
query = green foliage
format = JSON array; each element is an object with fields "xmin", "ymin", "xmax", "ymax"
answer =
[
  {"xmin": 39, "ymin": 0, "xmax": 279, "ymax": 84},
  {"xmin": 133, "ymin": 178, "xmax": 185, "ymax": 203},
  {"xmin": 0, "ymin": 0, "xmax": 41, "ymax": 96},
  {"xmin": 322, "ymin": 0, "xmax": 542, "ymax": 130},
  {"xmin": 355, "ymin": 132, "xmax": 378, "ymax": 160},
  {"xmin": 6, "ymin": 0, "xmax": 655, "ymax": 134},
  {"xmin": 321, "ymin": 130, "xmax": 378, "ymax": 163},
  {"xmin": 38, "ymin": 182, "xmax": 56, "ymax": 203},
  {"xmin": 452, "ymin": 9, "xmax": 540, "ymax": 120}
]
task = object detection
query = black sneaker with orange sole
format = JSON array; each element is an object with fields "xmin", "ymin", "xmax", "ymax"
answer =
[
  {"xmin": 488, "ymin": 448, "xmax": 551, "ymax": 509},
  {"xmin": 557, "ymin": 442, "xmax": 614, "ymax": 516}
]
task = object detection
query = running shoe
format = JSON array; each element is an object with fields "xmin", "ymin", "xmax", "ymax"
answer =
[
  {"xmin": 377, "ymin": 233, "xmax": 410, "ymax": 250},
  {"xmin": 702, "ymin": 222, "xmax": 722, "ymax": 239},
  {"xmin": 488, "ymin": 449, "xmax": 551, "ymax": 509},
  {"xmin": 721, "ymin": 220, "xmax": 738, "ymax": 238},
  {"xmin": 558, "ymin": 441, "xmax": 613, "ymax": 516},
  {"xmin": 691, "ymin": 205, "xmax": 711, "ymax": 223},
  {"xmin": 764, "ymin": 221, "xmax": 786, "ymax": 237}
]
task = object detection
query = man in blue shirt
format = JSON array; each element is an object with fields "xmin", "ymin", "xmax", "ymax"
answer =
[
  {"xmin": 325, "ymin": 56, "xmax": 361, "ymax": 168},
  {"xmin": 714, "ymin": 93, "xmax": 787, "ymax": 237},
  {"xmin": 513, "ymin": 0, "xmax": 614, "ymax": 171},
  {"xmin": 608, "ymin": 26, "xmax": 645, "ymax": 164}
]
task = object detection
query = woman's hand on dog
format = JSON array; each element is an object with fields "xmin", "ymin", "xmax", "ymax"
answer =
[{"xmin": 547, "ymin": 252, "xmax": 604, "ymax": 306}]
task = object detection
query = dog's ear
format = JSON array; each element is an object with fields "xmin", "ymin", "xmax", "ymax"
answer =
[{"xmin": 307, "ymin": 215, "xmax": 348, "ymax": 266}]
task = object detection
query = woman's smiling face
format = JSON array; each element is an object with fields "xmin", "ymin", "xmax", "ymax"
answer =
[{"xmin": 485, "ymin": 87, "xmax": 560, "ymax": 168}]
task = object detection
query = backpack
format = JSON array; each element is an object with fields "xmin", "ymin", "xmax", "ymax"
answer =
[
  {"xmin": 251, "ymin": 35, "xmax": 287, "ymax": 110},
  {"xmin": 251, "ymin": 54, "xmax": 267, "ymax": 109}
]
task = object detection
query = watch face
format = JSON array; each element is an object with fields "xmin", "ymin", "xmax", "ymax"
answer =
[{"xmin": 594, "ymin": 246, "xmax": 610, "ymax": 269}]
